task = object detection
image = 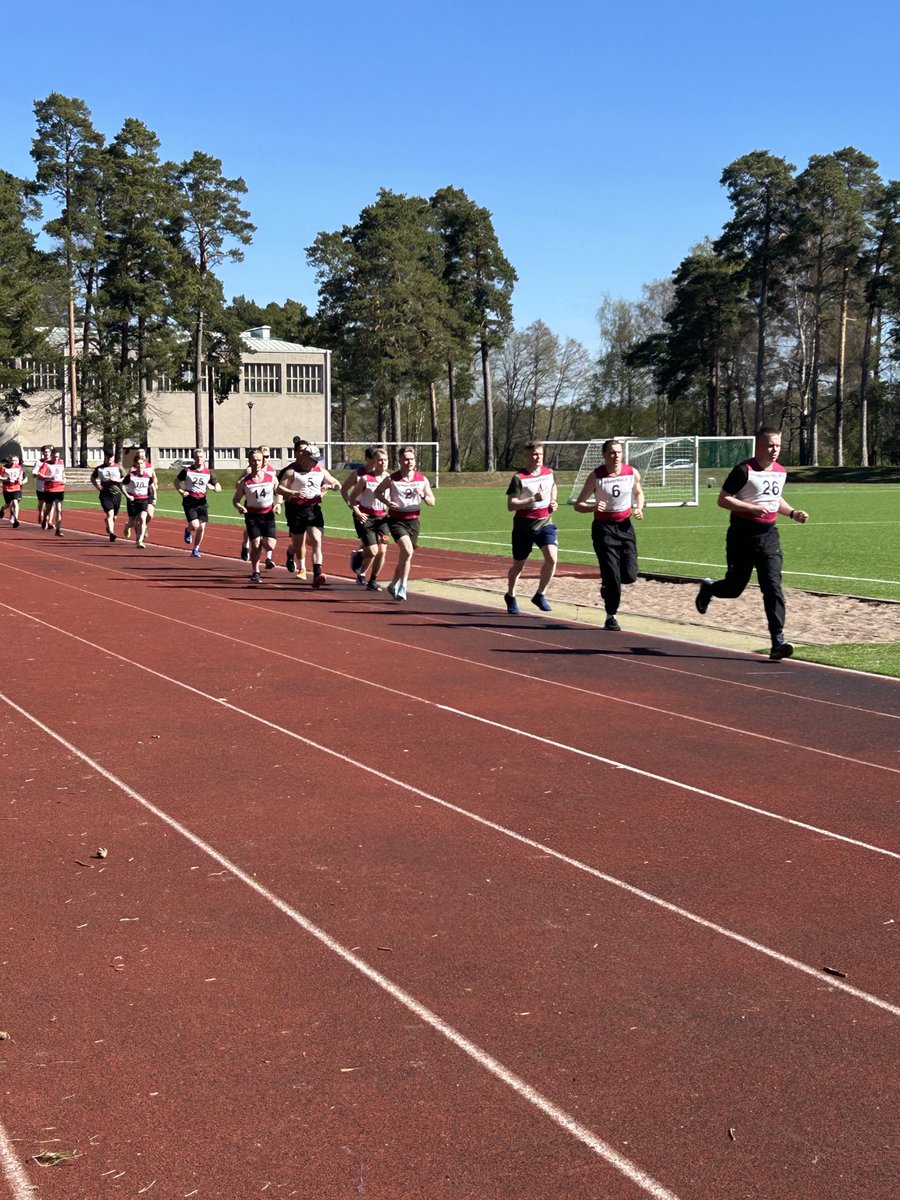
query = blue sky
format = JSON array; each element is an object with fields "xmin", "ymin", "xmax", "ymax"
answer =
[{"xmin": 4, "ymin": 0, "xmax": 899, "ymax": 352}]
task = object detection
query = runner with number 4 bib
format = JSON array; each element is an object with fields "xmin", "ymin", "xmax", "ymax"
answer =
[
  {"xmin": 234, "ymin": 449, "xmax": 281, "ymax": 583},
  {"xmin": 372, "ymin": 445, "xmax": 435, "ymax": 602}
]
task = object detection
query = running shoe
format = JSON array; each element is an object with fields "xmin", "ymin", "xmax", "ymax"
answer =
[
  {"xmin": 350, "ymin": 549, "xmax": 364, "ymax": 574},
  {"xmin": 136, "ymin": 539, "xmax": 146, "ymax": 549},
  {"xmin": 312, "ymin": 573, "xmax": 329, "ymax": 588},
  {"xmin": 695, "ymin": 578, "xmax": 713, "ymax": 615},
  {"xmin": 530, "ymin": 592, "xmax": 551, "ymax": 612},
  {"xmin": 40, "ymin": 516, "xmax": 47, "ymax": 529},
  {"xmin": 386, "ymin": 580, "xmax": 399, "ymax": 599},
  {"xmin": 265, "ymin": 557, "xmax": 275, "ymax": 570},
  {"xmin": 396, "ymin": 584, "xmax": 408, "ymax": 601},
  {"xmin": 13, "ymin": 519, "xmax": 20, "ymax": 528},
  {"xmin": 285, "ymin": 550, "xmax": 295, "ymax": 573},
  {"xmin": 184, "ymin": 526, "xmax": 192, "ymax": 545},
  {"xmin": 54, "ymin": 529, "xmax": 63, "ymax": 538},
  {"xmin": 240, "ymin": 546, "xmax": 250, "ymax": 562},
  {"xmin": 769, "ymin": 639, "xmax": 794, "ymax": 661},
  {"xmin": 604, "ymin": 615, "xmax": 621, "ymax": 632},
  {"xmin": 191, "ymin": 548, "xmax": 201, "ymax": 558},
  {"xmin": 366, "ymin": 579, "xmax": 383, "ymax": 591},
  {"xmin": 296, "ymin": 566, "xmax": 308, "ymax": 581},
  {"xmin": 124, "ymin": 526, "xmax": 132, "ymax": 539},
  {"xmin": 503, "ymin": 593, "xmax": 520, "ymax": 615},
  {"xmin": 250, "ymin": 570, "xmax": 261, "ymax": 583},
  {"xmin": 109, "ymin": 533, "xmax": 116, "ymax": 542},
  {"xmin": 356, "ymin": 570, "xmax": 367, "ymax": 586}
]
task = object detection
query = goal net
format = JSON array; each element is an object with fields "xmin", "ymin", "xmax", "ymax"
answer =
[
  {"xmin": 568, "ymin": 437, "xmax": 699, "ymax": 507},
  {"xmin": 324, "ymin": 441, "xmax": 440, "ymax": 486}
]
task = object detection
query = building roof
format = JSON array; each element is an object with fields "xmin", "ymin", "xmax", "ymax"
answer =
[{"xmin": 240, "ymin": 327, "xmax": 327, "ymax": 355}]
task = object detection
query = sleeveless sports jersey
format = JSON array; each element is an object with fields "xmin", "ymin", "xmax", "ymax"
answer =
[
  {"xmin": 284, "ymin": 464, "xmax": 325, "ymax": 506},
  {"xmin": 507, "ymin": 466, "xmax": 555, "ymax": 521},
  {"xmin": 93, "ymin": 464, "xmax": 122, "ymax": 488},
  {"xmin": 723, "ymin": 458, "xmax": 787, "ymax": 525},
  {"xmin": 357, "ymin": 471, "xmax": 388, "ymax": 515},
  {"xmin": 38, "ymin": 461, "xmax": 66, "ymax": 493},
  {"xmin": 240, "ymin": 468, "xmax": 277, "ymax": 513},
  {"xmin": 0, "ymin": 464, "xmax": 26, "ymax": 492},
  {"xmin": 592, "ymin": 464, "xmax": 636, "ymax": 523},
  {"xmin": 123, "ymin": 469, "xmax": 153, "ymax": 500},
  {"xmin": 179, "ymin": 465, "xmax": 216, "ymax": 498},
  {"xmin": 387, "ymin": 471, "xmax": 428, "ymax": 518}
]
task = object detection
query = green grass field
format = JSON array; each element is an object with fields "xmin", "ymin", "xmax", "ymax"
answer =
[{"xmin": 43, "ymin": 480, "xmax": 900, "ymax": 675}]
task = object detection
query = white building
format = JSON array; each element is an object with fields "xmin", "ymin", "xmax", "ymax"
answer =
[{"xmin": 4, "ymin": 326, "xmax": 331, "ymax": 468}]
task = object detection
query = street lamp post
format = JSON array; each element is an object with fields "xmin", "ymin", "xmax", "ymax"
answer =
[{"xmin": 247, "ymin": 401, "xmax": 254, "ymax": 453}]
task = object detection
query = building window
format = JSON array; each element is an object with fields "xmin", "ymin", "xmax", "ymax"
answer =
[
  {"xmin": 25, "ymin": 361, "xmax": 63, "ymax": 390},
  {"xmin": 243, "ymin": 362, "xmax": 281, "ymax": 394},
  {"xmin": 286, "ymin": 363, "xmax": 323, "ymax": 394}
]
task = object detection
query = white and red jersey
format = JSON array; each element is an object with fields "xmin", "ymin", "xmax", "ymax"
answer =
[
  {"xmin": 723, "ymin": 459, "xmax": 787, "ymax": 525},
  {"xmin": 592, "ymin": 464, "xmax": 636, "ymax": 523},
  {"xmin": 387, "ymin": 470, "xmax": 429, "ymax": 519},
  {"xmin": 178, "ymin": 465, "xmax": 217, "ymax": 498},
  {"xmin": 283, "ymin": 464, "xmax": 326, "ymax": 506},
  {"xmin": 239, "ymin": 468, "xmax": 277, "ymax": 513},
  {"xmin": 0, "ymin": 464, "xmax": 27, "ymax": 491},
  {"xmin": 37, "ymin": 460, "xmax": 66, "ymax": 492},
  {"xmin": 509, "ymin": 466, "xmax": 555, "ymax": 521},
  {"xmin": 356, "ymin": 471, "xmax": 388, "ymax": 515},
  {"xmin": 123, "ymin": 469, "xmax": 154, "ymax": 501}
]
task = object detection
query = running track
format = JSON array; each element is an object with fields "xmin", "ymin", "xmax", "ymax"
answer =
[{"xmin": 1, "ymin": 508, "xmax": 898, "ymax": 1199}]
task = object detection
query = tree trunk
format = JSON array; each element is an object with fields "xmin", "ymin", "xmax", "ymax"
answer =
[
  {"xmin": 480, "ymin": 336, "xmax": 495, "ymax": 471},
  {"xmin": 390, "ymin": 393, "xmax": 402, "ymax": 445},
  {"xmin": 448, "ymin": 361, "xmax": 460, "ymax": 472},
  {"xmin": 66, "ymin": 290, "xmax": 78, "ymax": 467},
  {"xmin": 193, "ymin": 311, "xmax": 204, "ymax": 449},
  {"xmin": 428, "ymin": 380, "xmax": 439, "ymax": 474},
  {"xmin": 207, "ymin": 363, "xmax": 216, "ymax": 468},
  {"xmin": 833, "ymin": 266, "xmax": 850, "ymax": 467},
  {"xmin": 79, "ymin": 264, "xmax": 95, "ymax": 467}
]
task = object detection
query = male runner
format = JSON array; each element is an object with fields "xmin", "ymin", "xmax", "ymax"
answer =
[
  {"xmin": 233, "ymin": 448, "xmax": 280, "ymax": 583},
  {"xmin": 344, "ymin": 445, "xmax": 390, "ymax": 589},
  {"xmin": 696, "ymin": 426, "xmax": 808, "ymax": 660},
  {"xmin": 114, "ymin": 449, "xmax": 157, "ymax": 548},
  {"xmin": 276, "ymin": 442, "xmax": 341, "ymax": 587},
  {"xmin": 36, "ymin": 449, "xmax": 66, "ymax": 537},
  {"xmin": 373, "ymin": 446, "xmax": 435, "ymax": 601},
  {"xmin": 239, "ymin": 445, "xmax": 276, "ymax": 569},
  {"xmin": 175, "ymin": 448, "xmax": 222, "ymax": 558},
  {"xmin": 504, "ymin": 440, "xmax": 559, "ymax": 614},
  {"xmin": 573, "ymin": 438, "xmax": 644, "ymax": 631},
  {"xmin": 0, "ymin": 457, "xmax": 27, "ymax": 528},
  {"xmin": 90, "ymin": 451, "xmax": 123, "ymax": 541},
  {"xmin": 34, "ymin": 445, "xmax": 51, "ymax": 528}
]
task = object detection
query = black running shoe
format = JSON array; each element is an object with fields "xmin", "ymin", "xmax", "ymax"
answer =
[
  {"xmin": 769, "ymin": 640, "xmax": 794, "ymax": 661},
  {"xmin": 604, "ymin": 615, "xmax": 621, "ymax": 631},
  {"xmin": 286, "ymin": 551, "xmax": 295, "ymax": 574},
  {"xmin": 695, "ymin": 578, "xmax": 713, "ymax": 615},
  {"xmin": 240, "ymin": 546, "xmax": 250, "ymax": 562},
  {"xmin": 265, "ymin": 558, "xmax": 275, "ymax": 569}
]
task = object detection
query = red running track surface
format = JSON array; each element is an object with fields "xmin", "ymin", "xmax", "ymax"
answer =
[{"xmin": 1, "ymin": 509, "xmax": 898, "ymax": 1199}]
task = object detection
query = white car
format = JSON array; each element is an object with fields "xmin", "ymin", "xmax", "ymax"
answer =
[{"xmin": 665, "ymin": 458, "xmax": 693, "ymax": 469}]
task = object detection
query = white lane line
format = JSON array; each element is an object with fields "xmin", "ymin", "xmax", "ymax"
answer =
[
  {"xmin": 3, "ymin": 595, "xmax": 899, "ymax": 859},
  {"xmin": 2, "ymin": 550, "xmax": 899, "ymax": 788},
  {"xmin": 0, "ymin": 692, "xmax": 681, "ymax": 1200},
  {"xmin": 2, "ymin": 627, "xmax": 900, "ymax": 1019},
  {"xmin": 0, "ymin": 1116, "xmax": 34, "ymax": 1199},
  {"xmin": 8, "ymin": 521, "xmax": 899, "ymax": 722}
]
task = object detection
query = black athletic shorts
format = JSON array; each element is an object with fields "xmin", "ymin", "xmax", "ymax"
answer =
[
  {"xmin": 285, "ymin": 503, "xmax": 324, "ymax": 535},
  {"xmin": 2, "ymin": 490, "xmax": 21, "ymax": 507},
  {"xmin": 244, "ymin": 510, "xmax": 277, "ymax": 541},
  {"xmin": 43, "ymin": 491, "xmax": 65, "ymax": 505},
  {"xmin": 511, "ymin": 519, "xmax": 558, "ymax": 562},
  {"xmin": 182, "ymin": 497, "xmax": 209, "ymax": 524},
  {"xmin": 126, "ymin": 498, "xmax": 149, "ymax": 518},
  {"xmin": 353, "ymin": 513, "xmax": 390, "ymax": 547},
  {"xmin": 388, "ymin": 516, "xmax": 420, "ymax": 547},
  {"xmin": 99, "ymin": 489, "xmax": 121, "ymax": 513}
]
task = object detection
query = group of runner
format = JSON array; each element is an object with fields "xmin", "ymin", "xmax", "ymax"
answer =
[{"xmin": 3, "ymin": 427, "xmax": 806, "ymax": 653}]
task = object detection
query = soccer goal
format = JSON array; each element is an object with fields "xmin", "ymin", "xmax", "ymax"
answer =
[
  {"xmin": 323, "ymin": 441, "xmax": 440, "ymax": 486},
  {"xmin": 568, "ymin": 436, "xmax": 700, "ymax": 507}
]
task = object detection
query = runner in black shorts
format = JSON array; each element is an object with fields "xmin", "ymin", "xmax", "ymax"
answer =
[
  {"xmin": 175, "ymin": 449, "xmax": 221, "ymax": 558},
  {"xmin": 503, "ymin": 441, "xmax": 558, "ymax": 614},
  {"xmin": 233, "ymin": 449, "xmax": 280, "ymax": 582},
  {"xmin": 345, "ymin": 445, "xmax": 390, "ymax": 588},
  {"xmin": 0, "ymin": 456, "xmax": 27, "ymax": 528},
  {"xmin": 91, "ymin": 452, "xmax": 123, "ymax": 541},
  {"xmin": 372, "ymin": 446, "xmax": 435, "ymax": 601},
  {"xmin": 276, "ymin": 443, "xmax": 341, "ymax": 587}
]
